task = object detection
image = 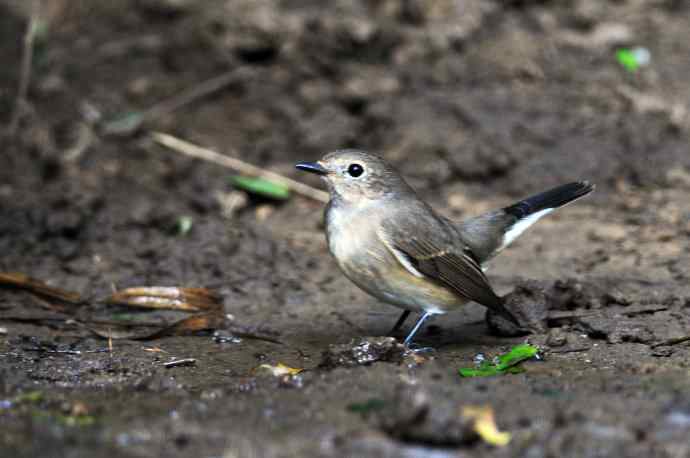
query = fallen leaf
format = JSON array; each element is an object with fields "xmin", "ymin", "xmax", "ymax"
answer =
[
  {"xmin": 1, "ymin": 274, "xmax": 229, "ymax": 340},
  {"xmin": 107, "ymin": 287, "xmax": 222, "ymax": 312},
  {"xmin": 459, "ymin": 344, "xmax": 539, "ymax": 377},
  {"xmin": 176, "ymin": 216, "xmax": 193, "ymax": 235},
  {"xmin": 256, "ymin": 363, "xmax": 303, "ymax": 377},
  {"xmin": 347, "ymin": 399, "xmax": 387, "ymax": 415},
  {"xmin": 229, "ymin": 176, "xmax": 290, "ymax": 200},
  {"xmin": 462, "ymin": 405, "xmax": 511, "ymax": 447},
  {"xmin": 0, "ymin": 272, "xmax": 82, "ymax": 304},
  {"xmin": 15, "ymin": 391, "xmax": 44, "ymax": 404},
  {"xmin": 101, "ymin": 111, "xmax": 144, "ymax": 136},
  {"xmin": 88, "ymin": 312, "xmax": 225, "ymax": 340}
]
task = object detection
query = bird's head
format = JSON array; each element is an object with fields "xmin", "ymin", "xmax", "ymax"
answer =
[{"xmin": 296, "ymin": 149, "xmax": 411, "ymax": 205}]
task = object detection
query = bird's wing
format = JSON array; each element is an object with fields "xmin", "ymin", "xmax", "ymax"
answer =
[{"xmin": 378, "ymin": 220, "xmax": 506, "ymax": 312}]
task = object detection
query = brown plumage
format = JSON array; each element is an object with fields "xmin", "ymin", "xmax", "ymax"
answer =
[{"xmin": 297, "ymin": 150, "xmax": 594, "ymax": 346}]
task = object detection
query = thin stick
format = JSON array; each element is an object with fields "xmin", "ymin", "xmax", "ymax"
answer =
[
  {"xmin": 7, "ymin": 0, "xmax": 39, "ymax": 137},
  {"xmin": 651, "ymin": 336, "xmax": 690, "ymax": 349},
  {"xmin": 102, "ymin": 69, "xmax": 247, "ymax": 135},
  {"xmin": 143, "ymin": 70, "xmax": 244, "ymax": 121},
  {"xmin": 164, "ymin": 358, "xmax": 196, "ymax": 368},
  {"xmin": 151, "ymin": 132, "xmax": 329, "ymax": 203}
]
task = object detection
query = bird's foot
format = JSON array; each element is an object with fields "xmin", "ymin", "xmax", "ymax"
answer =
[{"xmin": 403, "ymin": 343, "xmax": 435, "ymax": 354}]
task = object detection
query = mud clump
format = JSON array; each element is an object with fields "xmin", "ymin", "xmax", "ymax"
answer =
[
  {"xmin": 376, "ymin": 384, "xmax": 475, "ymax": 446},
  {"xmin": 487, "ymin": 279, "xmax": 550, "ymax": 336},
  {"xmin": 487, "ymin": 278, "xmax": 641, "ymax": 337},
  {"xmin": 319, "ymin": 337, "xmax": 405, "ymax": 368}
]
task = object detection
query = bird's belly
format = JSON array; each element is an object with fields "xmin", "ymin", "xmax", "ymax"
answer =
[{"xmin": 326, "ymin": 205, "xmax": 464, "ymax": 313}]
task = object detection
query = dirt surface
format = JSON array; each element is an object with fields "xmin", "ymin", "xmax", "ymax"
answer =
[{"xmin": 2, "ymin": 1, "xmax": 690, "ymax": 457}]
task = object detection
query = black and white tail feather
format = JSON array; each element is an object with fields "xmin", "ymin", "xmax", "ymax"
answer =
[{"xmin": 500, "ymin": 181, "xmax": 595, "ymax": 251}]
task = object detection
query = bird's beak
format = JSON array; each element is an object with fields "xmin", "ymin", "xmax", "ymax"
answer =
[{"xmin": 295, "ymin": 161, "xmax": 329, "ymax": 176}]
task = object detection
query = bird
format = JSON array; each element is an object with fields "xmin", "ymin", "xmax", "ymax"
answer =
[{"xmin": 296, "ymin": 150, "xmax": 594, "ymax": 346}]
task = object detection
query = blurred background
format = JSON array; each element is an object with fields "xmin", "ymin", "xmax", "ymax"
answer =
[{"xmin": 2, "ymin": 0, "xmax": 689, "ymax": 199}]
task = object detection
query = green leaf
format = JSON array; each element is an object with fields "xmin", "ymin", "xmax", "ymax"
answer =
[
  {"xmin": 347, "ymin": 398, "xmax": 386, "ymax": 415},
  {"xmin": 459, "ymin": 366, "xmax": 501, "ymax": 377},
  {"xmin": 176, "ymin": 216, "xmax": 193, "ymax": 236},
  {"xmin": 101, "ymin": 112, "xmax": 144, "ymax": 136},
  {"xmin": 616, "ymin": 49, "xmax": 639, "ymax": 72},
  {"xmin": 459, "ymin": 344, "xmax": 539, "ymax": 378},
  {"xmin": 230, "ymin": 176, "xmax": 290, "ymax": 200},
  {"xmin": 494, "ymin": 344, "xmax": 539, "ymax": 371},
  {"xmin": 15, "ymin": 391, "xmax": 44, "ymax": 404}
]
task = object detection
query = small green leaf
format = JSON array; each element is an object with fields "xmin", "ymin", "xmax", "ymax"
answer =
[
  {"xmin": 347, "ymin": 398, "xmax": 386, "ymax": 415},
  {"xmin": 101, "ymin": 112, "xmax": 144, "ymax": 136},
  {"xmin": 494, "ymin": 344, "xmax": 539, "ymax": 371},
  {"xmin": 459, "ymin": 366, "xmax": 501, "ymax": 377},
  {"xmin": 616, "ymin": 47, "xmax": 651, "ymax": 73},
  {"xmin": 176, "ymin": 216, "xmax": 193, "ymax": 236},
  {"xmin": 459, "ymin": 344, "xmax": 539, "ymax": 378},
  {"xmin": 15, "ymin": 391, "xmax": 44, "ymax": 404},
  {"xmin": 230, "ymin": 176, "xmax": 290, "ymax": 200}
]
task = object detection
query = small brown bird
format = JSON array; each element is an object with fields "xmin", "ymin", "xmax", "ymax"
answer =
[{"xmin": 296, "ymin": 150, "xmax": 594, "ymax": 346}]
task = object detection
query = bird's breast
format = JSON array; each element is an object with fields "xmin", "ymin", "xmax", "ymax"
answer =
[
  {"xmin": 326, "ymin": 204, "xmax": 383, "ymax": 269},
  {"xmin": 325, "ymin": 203, "xmax": 463, "ymax": 312}
]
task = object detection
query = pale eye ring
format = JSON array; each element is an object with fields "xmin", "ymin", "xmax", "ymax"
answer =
[{"xmin": 347, "ymin": 163, "xmax": 364, "ymax": 177}]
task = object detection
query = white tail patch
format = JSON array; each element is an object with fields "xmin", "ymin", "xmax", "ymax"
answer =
[{"xmin": 501, "ymin": 208, "xmax": 553, "ymax": 250}]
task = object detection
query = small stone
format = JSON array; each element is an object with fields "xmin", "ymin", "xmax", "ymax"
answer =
[
  {"xmin": 255, "ymin": 205, "xmax": 274, "ymax": 222},
  {"xmin": 651, "ymin": 346, "xmax": 674, "ymax": 357},
  {"xmin": 213, "ymin": 330, "xmax": 241, "ymax": 344},
  {"xmin": 127, "ymin": 77, "xmax": 153, "ymax": 98},
  {"xmin": 546, "ymin": 329, "xmax": 568, "ymax": 348},
  {"xmin": 320, "ymin": 337, "xmax": 405, "ymax": 368},
  {"xmin": 278, "ymin": 374, "xmax": 304, "ymax": 389},
  {"xmin": 473, "ymin": 353, "xmax": 486, "ymax": 365}
]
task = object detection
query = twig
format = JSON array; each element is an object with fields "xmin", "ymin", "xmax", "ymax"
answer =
[
  {"xmin": 151, "ymin": 132, "xmax": 329, "ymax": 203},
  {"xmin": 143, "ymin": 70, "xmax": 244, "ymax": 121},
  {"xmin": 7, "ymin": 0, "xmax": 39, "ymax": 138},
  {"xmin": 101, "ymin": 68, "xmax": 247, "ymax": 135},
  {"xmin": 23, "ymin": 347, "xmax": 82, "ymax": 355},
  {"xmin": 63, "ymin": 122, "xmax": 95, "ymax": 162},
  {"xmin": 622, "ymin": 305, "xmax": 668, "ymax": 317},
  {"xmin": 164, "ymin": 358, "xmax": 196, "ymax": 368},
  {"xmin": 651, "ymin": 336, "xmax": 690, "ymax": 349},
  {"xmin": 547, "ymin": 310, "xmax": 599, "ymax": 321}
]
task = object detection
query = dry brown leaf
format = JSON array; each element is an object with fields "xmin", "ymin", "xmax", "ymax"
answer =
[
  {"xmin": 462, "ymin": 406, "xmax": 511, "ymax": 447},
  {"xmin": 255, "ymin": 363, "xmax": 303, "ymax": 377},
  {"xmin": 88, "ymin": 312, "xmax": 225, "ymax": 340},
  {"xmin": 1, "ymin": 273, "xmax": 229, "ymax": 340},
  {"xmin": 107, "ymin": 286, "xmax": 222, "ymax": 312},
  {"xmin": 0, "ymin": 272, "xmax": 83, "ymax": 304}
]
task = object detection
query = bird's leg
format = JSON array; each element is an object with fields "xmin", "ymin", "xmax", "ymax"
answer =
[
  {"xmin": 403, "ymin": 311, "xmax": 433, "ymax": 347},
  {"xmin": 387, "ymin": 310, "xmax": 411, "ymax": 336}
]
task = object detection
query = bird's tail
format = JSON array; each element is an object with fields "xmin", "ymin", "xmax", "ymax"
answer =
[
  {"xmin": 503, "ymin": 181, "xmax": 595, "ymax": 220},
  {"xmin": 499, "ymin": 181, "xmax": 594, "ymax": 249}
]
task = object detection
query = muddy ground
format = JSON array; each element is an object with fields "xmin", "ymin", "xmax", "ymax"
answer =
[{"xmin": 2, "ymin": 1, "xmax": 690, "ymax": 457}]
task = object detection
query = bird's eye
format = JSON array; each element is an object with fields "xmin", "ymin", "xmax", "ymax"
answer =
[{"xmin": 347, "ymin": 163, "xmax": 364, "ymax": 178}]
